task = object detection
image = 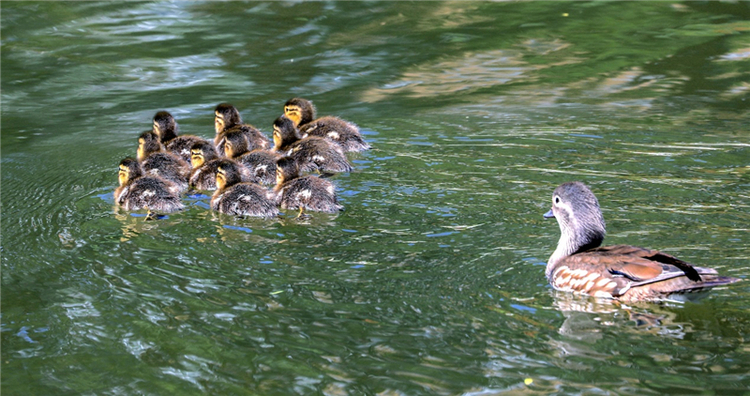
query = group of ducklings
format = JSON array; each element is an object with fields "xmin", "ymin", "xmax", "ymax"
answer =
[{"xmin": 115, "ymin": 98, "xmax": 369, "ymax": 219}]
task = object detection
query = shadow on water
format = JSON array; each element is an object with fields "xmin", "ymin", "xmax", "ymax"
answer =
[{"xmin": 2, "ymin": 1, "xmax": 750, "ymax": 395}]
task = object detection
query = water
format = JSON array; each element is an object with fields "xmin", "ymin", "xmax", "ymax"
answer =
[{"xmin": 2, "ymin": 2, "xmax": 749, "ymax": 395}]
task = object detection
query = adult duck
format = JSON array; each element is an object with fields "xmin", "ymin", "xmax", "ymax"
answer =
[{"xmin": 544, "ymin": 181, "xmax": 740, "ymax": 302}]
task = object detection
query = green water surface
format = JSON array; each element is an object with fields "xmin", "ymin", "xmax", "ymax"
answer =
[{"xmin": 2, "ymin": 2, "xmax": 749, "ymax": 395}]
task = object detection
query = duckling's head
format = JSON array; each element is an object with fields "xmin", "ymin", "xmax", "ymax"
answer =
[
  {"xmin": 118, "ymin": 157, "xmax": 143, "ymax": 186},
  {"xmin": 214, "ymin": 103, "xmax": 242, "ymax": 134},
  {"xmin": 283, "ymin": 98, "xmax": 316, "ymax": 127},
  {"xmin": 137, "ymin": 130, "xmax": 164, "ymax": 161},
  {"xmin": 275, "ymin": 156, "xmax": 300, "ymax": 185},
  {"xmin": 222, "ymin": 130, "xmax": 250, "ymax": 158},
  {"xmin": 215, "ymin": 159, "xmax": 243, "ymax": 191},
  {"xmin": 272, "ymin": 115, "xmax": 301, "ymax": 150},
  {"xmin": 153, "ymin": 111, "xmax": 178, "ymax": 143},
  {"xmin": 190, "ymin": 141, "xmax": 218, "ymax": 169},
  {"xmin": 545, "ymin": 181, "xmax": 606, "ymax": 256}
]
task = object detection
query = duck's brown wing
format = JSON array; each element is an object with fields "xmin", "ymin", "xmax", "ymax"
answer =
[
  {"xmin": 586, "ymin": 245, "xmax": 701, "ymax": 282},
  {"xmin": 555, "ymin": 245, "xmax": 739, "ymax": 301}
]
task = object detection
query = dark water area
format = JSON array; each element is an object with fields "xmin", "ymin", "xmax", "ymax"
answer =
[{"xmin": 2, "ymin": 2, "xmax": 749, "ymax": 395}]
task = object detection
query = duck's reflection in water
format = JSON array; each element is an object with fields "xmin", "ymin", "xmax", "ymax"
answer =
[{"xmin": 551, "ymin": 291, "xmax": 686, "ymax": 346}]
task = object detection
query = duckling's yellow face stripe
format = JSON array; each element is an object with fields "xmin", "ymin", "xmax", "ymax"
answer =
[
  {"xmin": 191, "ymin": 150, "xmax": 204, "ymax": 168},
  {"xmin": 136, "ymin": 139, "xmax": 145, "ymax": 161},
  {"xmin": 272, "ymin": 128, "xmax": 282, "ymax": 149},
  {"xmin": 118, "ymin": 166, "xmax": 129, "ymax": 186},
  {"xmin": 284, "ymin": 106, "xmax": 302, "ymax": 126},
  {"xmin": 224, "ymin": 142, "xmax": 233, "ymax": 158},
  {"xmin": 153, "ymin": 121, "xmax": 160, "ymax": 134},
  {"xmin": 214, "ymin": 112, "xmax": 225, "ymax": 133},
  {"xmin": 216, "ymin": 167, "xmax": 226, "ymax": 189}
]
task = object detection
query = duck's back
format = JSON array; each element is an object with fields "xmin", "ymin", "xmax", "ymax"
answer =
[
  {"xmin": 211, "ymin": 183, "xmax": 278, "ymax": 218},
  {"xmin": 285, "ymin": 137, "xmax": 352, "ymax": 173},
  {"xmin": 550, "ymin": 244, "xmax": 740, "ymax": 302},
  {"xmin": 236, "ymin": 150, "xmax": 280, "ymax": 185},
  {"xmin": 300, "ymin": 116, "xmax": 369, "ymax": 152},
  {"xmin": 141, "ymin": 153, "xmax": 190, "ymax": 191},
  {"xmin": 277, "ymin": 176, "xmax": 342, "ymax": 213},
  {"xmin": 116, "ymin": 176, "xmax": 184, "ymax": 213}
]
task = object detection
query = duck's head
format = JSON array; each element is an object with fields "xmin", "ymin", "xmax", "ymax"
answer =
[
  {"xmin": 272, "ymin": 115, "xmax": 301, "ymax": 151},
  {"xmin": 215, "ymin": 159, "xmax": 243, "ymax": 191},
  {"xmin": 545, "ymin": 181, "xmax": 606, "ymax": 257},
  {"xmin": 275, "ymin": 156, "xmax": 299, "ymax": 185},
  {"xmin": 153, "ymin": 111, "xmax": 178, "ymax": 143},
  {"xmin": 214, "ymin": 103, "xmax": 242, "ymax": 134},
  {"xmin": 137, "ymin": 130, "xmax": 164, "ymax": 161},
  {"xmin": 190, "ymin": 141, "xmax": 218, "ymax": 169},
  {"xmin": 283, "ymin": 98, "xmax": 316, "ymax": 127},
  {"xmin": 222, "ymin": 130, "xmax": 250, "ymax": 158},
  {"xmin": 118, "ymin": 157, "xmax": 143, "ymax": 186}
]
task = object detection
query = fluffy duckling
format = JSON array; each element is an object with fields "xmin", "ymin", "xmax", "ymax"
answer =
[
  {"xmin": 189, "ymin": 141, "xmax": 254, "ymax": 191},
  {"xmin": 284, "ymin": 97, "xmax": 370, "ymax": 152},
  {"xmin": 222, "ymin": 130, "xmax": 281, "ymax": 185},
  {"xmin": 115, "ymin": 157, "xmax": 184, "ymax": 214},
  {"xmin": 188, "ymin": 141, "xmax": 222, "ymax": 191},
  {"xmin": 273, "ymin": 156, "xmax": 343, "ymax": 218},
  {"xmin": 153, "ymin": 111, "xmax": 210, "ymax": 164},
  {"xmin": 544, "ymin": 181, "xmax": 740, "ymax": 302},
  {"xmin": 211, "ymin": 159, "xmax": 279, "ymax": 218},
  {"xmin": 272, "ymin": 116, "xmax": 353, "ymax": 174},
  {"xmin": 214, "ymin": 103, "xmax": 271, "ymax": 153},
  {"xmin": 137, "ymin": 131, "xmax": 191, "ymax": 192}
]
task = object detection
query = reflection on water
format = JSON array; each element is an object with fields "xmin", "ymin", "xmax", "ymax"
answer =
[{"xmin": 2, "ymin": 1, "xmax": 750, "ymax": 395}]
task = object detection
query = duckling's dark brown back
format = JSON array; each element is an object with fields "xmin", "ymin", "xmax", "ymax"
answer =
[{"xmin": 286, "ymin": 137, "xmax": 352, "ymax": 173}]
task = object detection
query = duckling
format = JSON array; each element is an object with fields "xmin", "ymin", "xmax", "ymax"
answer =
[
  {"xmin": 222, "ymin": 129, "xmax": 281, "ymax": 185},
  {"xmin": 152, "ymin": 111, "xmax": 210, "ymax": 164},
  {"xmin": 272, "ymin": 115, "xmax": 353, "ymax": 174},
  {"xmin": 544, "ymin": 181, "xmax": 740, "ymax": 302},
  {"xmin": 137, "ymin": 130, "xmax": 191, "ymax": 192},
  {"xmin": 214, "ymin": 103, "xmax": 271, "ymax": 153},
  {"xmin": 211, "ymin": 159, "xmax": 279, "ymax": 218},
  {"xmin": 284, "ymin": 97, "xmax": 370, "ymax": 152},
  {"xmin": 273, "ymin": 156, "xmax": 343, "ymax": 218},
  {"xmin": 115, "ymin": 157, "xmax": 184, "ymax": 214},
  {"xmin": 189, "ymin": 141, "xmax": 254, "ymax": 191}
]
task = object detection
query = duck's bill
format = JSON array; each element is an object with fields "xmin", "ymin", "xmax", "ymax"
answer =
[{"xmin": 543, "ymin": 209, "xmax": 555, "ymax": 219}]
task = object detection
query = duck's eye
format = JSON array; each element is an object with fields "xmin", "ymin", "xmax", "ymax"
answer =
[{"xmin": 554, "ymin": 196, "xmax": 560, "ymax": 205}]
